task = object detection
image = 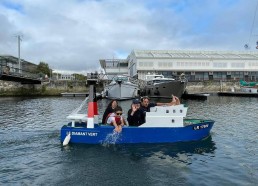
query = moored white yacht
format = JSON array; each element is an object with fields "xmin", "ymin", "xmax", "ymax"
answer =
[{"xmin": 102, "ymin": 75, "xmax": 139, "ymax": 100}]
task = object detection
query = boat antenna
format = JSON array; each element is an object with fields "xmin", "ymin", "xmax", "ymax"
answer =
[{"xmin": 246, "ymin": 0, "xmax": 258, "ymax": 49}]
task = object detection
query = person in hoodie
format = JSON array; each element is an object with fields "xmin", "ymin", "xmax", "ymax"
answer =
[{"xmin": 127, "ymin": 99, "xmax": 145, "ymax": 126}]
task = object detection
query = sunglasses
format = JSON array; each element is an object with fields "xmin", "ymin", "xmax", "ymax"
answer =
[{"xmin": 116, "ymin": 112, "xmax": 122, "ymax": 115}]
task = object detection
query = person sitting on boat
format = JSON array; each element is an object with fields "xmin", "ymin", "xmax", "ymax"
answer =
[
  {"xmin": 106, "ymin": 106, "xmax": 125, "ymax": 132},
  {"xmin": 102, "ymin": 100, "xmax": 118, "ymax": 124},
  {"xmin": 140, "ymin": 95, "xmax": 180, "ymax": 112},
  {"xmin": 127, "ymin": 99, "xmax": 145, "ymax": 126}
]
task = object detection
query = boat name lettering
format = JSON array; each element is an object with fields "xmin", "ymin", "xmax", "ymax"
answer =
[
  {"xmin": 71, "ymin": 131, "xmax": 98, "ymax": 136},
  {"xmin": 193, "ymin": 124, "xmax": 209, "ymax": 130}
]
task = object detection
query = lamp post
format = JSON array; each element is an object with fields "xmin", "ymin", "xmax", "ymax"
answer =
[{"xmin": 16, "ymin": 35, "xmax": 22, "ymax": 74}]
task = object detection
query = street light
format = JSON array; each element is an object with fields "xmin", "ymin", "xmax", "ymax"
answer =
[{"xmin": 15, "ymin": 35, "xmax": 22, "ymax": 74}]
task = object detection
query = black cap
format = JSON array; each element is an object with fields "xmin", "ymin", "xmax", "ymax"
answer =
[{"xmin": 132, "ymin": 99, "xmax": 140, "ymax": 104}]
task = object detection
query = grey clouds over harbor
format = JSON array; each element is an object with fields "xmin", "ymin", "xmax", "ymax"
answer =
[{"xmin": 0, "ymin": 0, "xmax": 257, "ymax": 73}]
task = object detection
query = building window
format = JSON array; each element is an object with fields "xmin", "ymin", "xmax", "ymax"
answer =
[
  {"xmin": 195, "ymin": 72, "xmax": 203, "ymax": 80},
  {"xmin": 148, "ymin": 62, "xmax": 153, "ymax": 67},
  {"xmin": 204, "ymin": 72, "xmax": 209, "ymax": 80},
  {"xmin": 231, "ymin": 63, "xmax": 245, "ymax": 68},
  {"xmin": 213, "ymin": 62, "xmax": 227, "ymax": 68}
]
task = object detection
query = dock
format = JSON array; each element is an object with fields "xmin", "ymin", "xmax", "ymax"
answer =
[
  {"xmin": 218, "ymin": 92, "xmax": 258, "ymax": 97},
  {"xmin": 61, "ymin": 92, "xmax": 89, "ymax": 97},
  {"xmin": 61, "ymin": 92, "xmax": 103, "ymax": 99},
  {"xmin": 181, "ymin": 93, "xmax": 210, "ymax": 100}
]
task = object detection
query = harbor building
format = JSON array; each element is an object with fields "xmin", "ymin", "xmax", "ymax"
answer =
[
  {"xmin": 99, "ymin": 59, "xmax": 128, "ymax": 80},
  {"xmin": 100, "ymin": 50, "xmax": 258, "ymax": 81},
  {"xmin": 52, "ymin": 73, "xmax": 75, "ymax": 81}
]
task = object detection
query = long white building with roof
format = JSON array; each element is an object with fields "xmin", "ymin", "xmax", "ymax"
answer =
[{"xmin": 100, "ymin": 50, "xmax": 258, "ymax": 81}]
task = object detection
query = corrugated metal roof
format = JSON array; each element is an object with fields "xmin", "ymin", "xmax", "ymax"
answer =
[{"xmin": 133, "ymin": 50, "xmax": 258, "ymax": 59}]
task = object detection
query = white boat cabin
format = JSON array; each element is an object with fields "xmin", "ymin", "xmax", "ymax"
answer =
[{"xmin": 140, "ymin": 104, "xmax": 188, "ymax": 128}]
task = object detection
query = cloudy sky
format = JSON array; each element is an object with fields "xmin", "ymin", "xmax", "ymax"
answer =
[{"xmin": 1, "ymin": 0, "xmax": 258, "ymax": 74}]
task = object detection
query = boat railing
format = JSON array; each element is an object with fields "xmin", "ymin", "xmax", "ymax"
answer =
[
  {"xmin": 110, "ymin": 75, "xmax": 147, "ymax": 89},
  {"xmin": 175, "ymin": 73, "xmax": 188, "ymax": 82},
  {"xmin": 128, "ymin": 77, "xmax": 147, "ymax": 89}
]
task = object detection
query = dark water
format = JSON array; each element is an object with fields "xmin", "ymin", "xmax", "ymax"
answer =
[{"xmin": 0, "ymin": 96, "xmax": 257, "ymax": 185}]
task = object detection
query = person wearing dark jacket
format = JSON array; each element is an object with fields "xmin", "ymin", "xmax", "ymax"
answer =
[
  {"xmin": 140, "ymin": 95, "xmax": 180, "ymax": 112},
  {"xmin": 138, "ymin": 96, "xmax": 181, "ymax": 123},
  {"xmin": 127, "ymin": 99, "xmax": 145, "ymax": 126},
  {"xmin": 102, "ymin": 100, "xmax": 118, "ymax": 124}
]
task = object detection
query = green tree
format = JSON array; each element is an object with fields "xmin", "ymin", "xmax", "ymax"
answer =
[
  {"xmin": 73, "ymin": 73, "xmax": 86, "ymax": 81},
  {"xmin": 37, "ymin": 62, "xmax": 51, "ymax": 77}
]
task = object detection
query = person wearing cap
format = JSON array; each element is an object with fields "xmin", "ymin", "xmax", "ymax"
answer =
[{"xmin": 127, "ymin": 99, "xmax": 145, "ymax": 126}]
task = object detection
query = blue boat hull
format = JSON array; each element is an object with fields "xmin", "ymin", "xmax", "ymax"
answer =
[{"xmin": 60, "ymin": 120, "xmax": 214, "ymax": 144}]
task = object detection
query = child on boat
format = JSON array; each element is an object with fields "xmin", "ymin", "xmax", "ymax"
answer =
[{"xmin": 106, "ymin": 106, "xmax": 126, "ymax": 132}]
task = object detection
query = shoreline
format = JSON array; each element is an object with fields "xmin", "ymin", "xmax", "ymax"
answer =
[{"xmin": 0, "ymin": 80, "xmax": 241, "ymax": 97}]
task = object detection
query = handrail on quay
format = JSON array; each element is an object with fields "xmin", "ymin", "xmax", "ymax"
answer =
[{"xmin": 0, "ymin": 63, "xmax": 42, "ymax": 84}]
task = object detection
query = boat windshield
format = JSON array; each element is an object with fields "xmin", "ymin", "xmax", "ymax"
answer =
[
  {"xmin": 145, "ymin": 75, "xmax": 164, "ymax": 81},
  {"xmin": 153, "ymin": 79, "xmax": 173, "ymax": 83},
  {"xmin": 147, "ymin": 79, "xmax": 174, "ymax": 85},
  {"xmin": 113, "ymin": 76, "xmax": 128, "ymax": 82}
]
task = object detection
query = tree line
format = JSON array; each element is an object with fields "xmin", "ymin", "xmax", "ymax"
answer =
[{"xmin": 36, "ymin": 62, "xmax": 86, "ymax": 81}]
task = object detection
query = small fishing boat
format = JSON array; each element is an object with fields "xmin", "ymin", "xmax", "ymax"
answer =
[
  {"xmin": 61, "ymin": 84, "xmax": 214, "ymax": 145},
  {"xmin": 218, "ymin": 80, "xmax": 258, "ymax": 97},
  {"xmin": 239, "ymin": 80, "xmax": 258, "ymax": 93},
  {"xmin": 102, "ymin": 75, "xmax": 139, "ymax": 100},
  {"xmin": 140, "ymin": 73, "xmax": 187, "ymax": 98}
]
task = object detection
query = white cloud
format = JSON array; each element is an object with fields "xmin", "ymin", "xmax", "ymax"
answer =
[{"xmin": 0, "ymin": 0, "xmax": 258, "ymax": 73}]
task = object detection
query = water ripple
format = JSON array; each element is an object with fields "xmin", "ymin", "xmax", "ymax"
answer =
[{"xmin": 0, "ymin": 96, "xmax": 257, "ymax": 185}]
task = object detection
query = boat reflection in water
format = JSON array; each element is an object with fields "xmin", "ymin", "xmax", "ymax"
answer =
[
  {"xmin": 67, "ymin": 135, "xmax": 216, "ymax": 161},
  {"xmin": 110, "ymin": 135, "xmax": 216, "ymax": 160}
]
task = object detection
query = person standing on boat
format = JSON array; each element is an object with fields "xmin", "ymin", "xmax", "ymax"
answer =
[
  {"xmin": 102, "ymin": 100, "xmax": 118, "ymax": 124},
  {"xmin": 106, "ymin": 106, "xmax": 125, "ymax": 132},
  {"xmin": 140, "ymin": 95, "xmax": 180, "ymax": 112},
  {"xmin": 127, "ymin": 99, "xmax": 145, "ymax": 126}
]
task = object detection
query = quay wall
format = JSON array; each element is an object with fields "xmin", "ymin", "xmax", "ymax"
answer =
[
  {"xmin": 185, "ymin": 81, "xmax": 241, "ymax": 93},
  {"xmin": 0, "ymin": 80, "xmax": 240, "ymax": 96},
  {"xmin": 0, "ymin": 80, "xmax": 103, "ymax": 97}
]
